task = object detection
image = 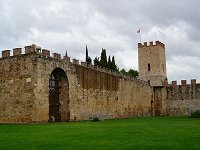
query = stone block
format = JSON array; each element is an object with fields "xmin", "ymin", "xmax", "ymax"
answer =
[
  {"xmin": 73, "ymin": 59, "xmax": 79, "ymax": 64},
  {"xmin": 42, "ymin": 49, "xmax": 50, "ymax": 57},
  {"xmin": 25, "ymin": 46, "xmax": 36, "ymax": 54},
  {"xmin": 191, "ymin": 79, "xmax": 196, "ymax": 86},
  {"xmin": 181, "ymin": 80, "xmax": 187, "ymax": 86},
  {"xmin": 2, "ymin": 50, "xmax": 10, "ymax": 58},
  {"xmin": 53, "ymin": 53, "xmax": 61, "ymax": 59},
  {"xmin": 172, "ymin": 81, "xmax": 177, "ymax": 86},
  {"xmin": 13, "ymin": 48, "xmax": 22, "ymax": 56}
]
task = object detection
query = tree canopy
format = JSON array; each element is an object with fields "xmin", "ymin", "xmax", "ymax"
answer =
[
  {"xmin": 120, "ymin": 68, "xmax": 139, "ymax": 78},
  {"xmin": 93, "ymin": 57, "xmax": 100, "ymax": 66},
  {"xmin": 85, "ymin": 45, "xmax": 139, "ymax": 77}
]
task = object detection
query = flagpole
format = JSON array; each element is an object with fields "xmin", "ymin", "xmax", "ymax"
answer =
[{"xmin": 137, "ymin": 29, "xmax": 141, "ymax": 43}]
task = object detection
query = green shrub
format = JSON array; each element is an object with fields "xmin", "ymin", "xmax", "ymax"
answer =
[
  {"xmin": 190, "ymin": 110, "xmax": 200, "ymax": 118},
  {"xmin": 92, "ymin": 117, "xmax": 99, "ymax": 122}
]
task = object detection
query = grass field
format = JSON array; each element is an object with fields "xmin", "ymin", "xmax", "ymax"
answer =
[{"xmin": 0, "ymin": 117, "xmax": 200, "ymax": 150}]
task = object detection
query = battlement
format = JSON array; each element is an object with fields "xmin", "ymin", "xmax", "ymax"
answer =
[
  {"xmin": 167, "ymin": 79, "xmax": 200, "ymax": 104},
  {"xmin": 138, "ymin": 41, "xmax": 165, "ymax": 49},
  {"xmin": 169, "ymin": 79, "xmax": 198, "ymax": 87},
  {"xmin": 0, "ymin": 45, "xmax": 71, "ymax": 62},
  {"xmin": 0, "ymin": 45, "xmax": 148, "ymax": 86}
]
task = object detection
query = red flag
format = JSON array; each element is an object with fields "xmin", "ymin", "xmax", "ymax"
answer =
[{"xmin": 137, "ymin": 29, "xmax": 140, "ymax": 33}]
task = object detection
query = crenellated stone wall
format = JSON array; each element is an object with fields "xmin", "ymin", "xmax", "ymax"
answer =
[
  {"xmin": 1, "ymin": 44, "xmax": 199, "ymax": 123},
  {"xmin": 0, "ymin": 46, "xmax": 153, "ymax": 123},
  {"xmin": 162, "ymin": 79, "xmax": 200, "ymax": 116}
]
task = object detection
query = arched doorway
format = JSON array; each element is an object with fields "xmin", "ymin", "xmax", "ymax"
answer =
[{"xmin": 49, "ymin": 68, "xmax": 70, "ymax": 122}]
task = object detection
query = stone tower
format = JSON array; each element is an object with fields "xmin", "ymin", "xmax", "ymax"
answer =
[{"xmin": 138, "ymin": 41, "xmax": 167, "ymax": 87}]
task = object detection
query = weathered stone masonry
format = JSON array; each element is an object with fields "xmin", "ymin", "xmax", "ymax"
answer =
[
  {"xmin": 162, "ymin": 79, "xmax": 200, "ymax": 116},
  {"xmin": 138, "ymin": 41, "xmax": 200, "ymax": 117},
  {"xmin": 1, "ymin": 41, "xmax": 200, "ymax": 124},
  {"xmin": 0, "ymin": 46, "xmax": 152, "ymax": 123}
]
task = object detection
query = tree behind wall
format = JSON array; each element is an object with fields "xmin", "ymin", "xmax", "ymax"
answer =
[
  {"xmin": 127, "ymin": 69, "xmax": 139, "ymax": 77},
  {"xmin": 65, "ymin": 50, "xmax": 68, "ymax": 56},
  {"xmin": 107, "ymin": 56, "xmax": 112, "ymax": 69},
  {"xmin": 120, "ymin": 68, "xmax": 127, "ymax": 75},
  {"xmin": 111, "ymin": 56, "xmax": 117, "ymax": 71},
  {"xmin": 92, "ymin": 48, "xmax": 138, "ymax": 76},
  {"xmin": 120, "ymin": 68, "xmax": 139, "ymax": 78},
  {"xmin": 94, "ymin": 57, "xmax": 100, "ymax": 66},
  {"xmin": 100, "ymin": 48, "xmax": 107, "ymax": 68},
  {"xmin": 85, "ymin": 45, "xmax": 92, "ymax": 64}
]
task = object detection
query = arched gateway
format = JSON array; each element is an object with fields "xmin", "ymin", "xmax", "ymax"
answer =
[{"xmin": 49, "ymin": 68, "xmax": 70, "ymax": 122}]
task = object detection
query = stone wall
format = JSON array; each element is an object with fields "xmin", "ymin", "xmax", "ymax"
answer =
[
  {"xmin": 1, "ymin": 45, "xmax": 200, "ymax": 123},
  {"xmin": 0, "ymin": 48, "xmax": 153, "ymax": 123},
  {"xmin": 162, "ymin": 80, "xmax": 200, "ymax": 116},
  {"xmin": 0, "ymin": 53, "xmax": 37, "ymax": 123},
  {"xmin": 73, "ymin": 64, "xmax": 152, "ymax": 120}
]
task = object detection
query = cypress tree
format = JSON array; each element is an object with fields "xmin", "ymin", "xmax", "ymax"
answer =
[
  {"xmin": 85, "ymin": 45, "xmax": 92, "ymax": 64},
  {"xmin": 87, "ymin": 56, "xmax": 92, "ymax": 64},
  {"xmin": 111, "ymin": 56, "xmax": 117, "ymax": 71},
  {"xmin": 100, "ymin": 48, "xmax": 107, "ymax": 68},
  {"xmin": 107, "ymin": 56, "xmax": 112, "ymax": 69},
  {"xmin": 86, "ymin": 45, "xmax": 89, "ymax": 63}
]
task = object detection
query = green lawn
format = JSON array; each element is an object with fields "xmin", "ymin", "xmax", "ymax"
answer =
[{"xmin": 0, "ymin": 117, "xmax": 200, "ymax": 150}]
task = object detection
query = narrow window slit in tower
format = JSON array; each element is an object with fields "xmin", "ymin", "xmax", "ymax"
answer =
[{"xmin": 148, "ymin": 63, "xmax": 151, "ymax": 71}]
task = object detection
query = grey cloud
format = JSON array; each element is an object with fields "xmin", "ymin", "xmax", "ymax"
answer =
[{"xmin": 0, "ymin": 0, "xmax": 200, "ymax": 82}]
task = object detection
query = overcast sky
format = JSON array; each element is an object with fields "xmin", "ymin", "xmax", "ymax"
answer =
[{"xmin": 0, "ymin": 0, "xmax": 200, "ymax": 84}]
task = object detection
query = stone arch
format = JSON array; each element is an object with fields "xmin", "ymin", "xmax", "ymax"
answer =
[{"xmin": 49, "ymin": 67, "xmax": 70, "ymax": 122}]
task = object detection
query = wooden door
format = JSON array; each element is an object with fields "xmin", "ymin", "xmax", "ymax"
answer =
[{"xmin": 49, "ymin": 74, "xmax": 61, "ymax": 122}]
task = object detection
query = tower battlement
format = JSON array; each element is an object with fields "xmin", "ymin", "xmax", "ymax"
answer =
[
  {"xmin": 138, "ymin": 41, "xmax": 165, "ymax": 49},
  {"xmin": 138, "ymin": 40, "xmax": 167, "ymax": 87}
]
